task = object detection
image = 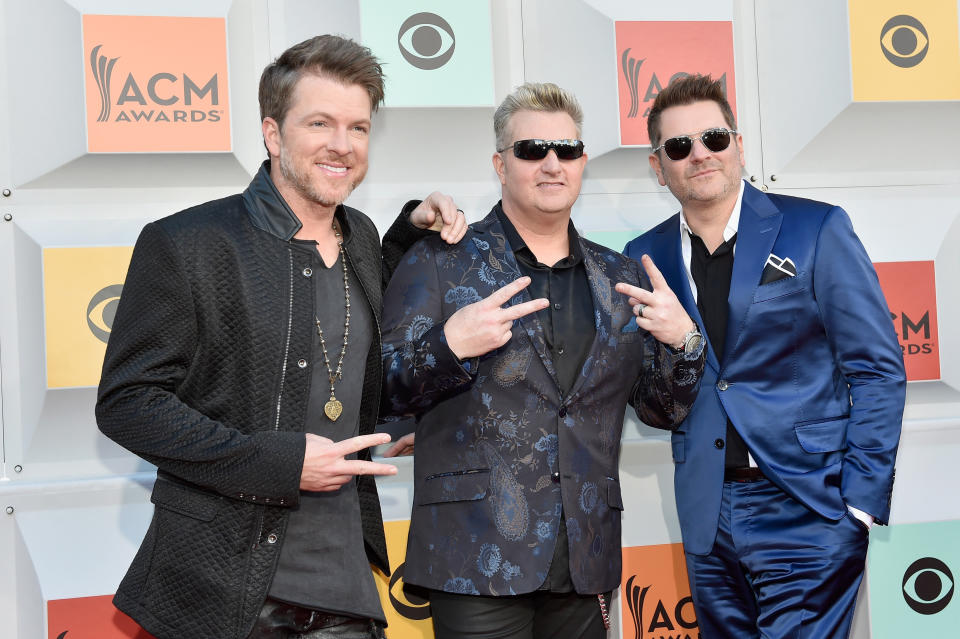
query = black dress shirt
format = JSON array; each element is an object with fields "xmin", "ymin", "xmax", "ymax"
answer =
[
  {"xmin": 496, "ymin": 206, "xmax": 596, "ymax": 592},
  {"xmin": 689, "ymin": 232, "xmax": 750, "ymax": 469},
  {"xmin": 495, "ymin": 207, "xmax": 595, "ymax": 397}
]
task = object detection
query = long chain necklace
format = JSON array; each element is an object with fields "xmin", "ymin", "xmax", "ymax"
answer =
[{"xmin": 315, "ymin": 224, "xmax": 349, "ymax": 421}]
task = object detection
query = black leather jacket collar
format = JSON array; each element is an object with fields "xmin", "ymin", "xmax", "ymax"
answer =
[{"xmin": 242, "ymin": 160, "xmax": 356, "ymax": 244}]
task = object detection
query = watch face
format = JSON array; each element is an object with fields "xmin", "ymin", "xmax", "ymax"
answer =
[{"xmin": 688, "ymin": 334, "xmax": 704, "ymax": 351}]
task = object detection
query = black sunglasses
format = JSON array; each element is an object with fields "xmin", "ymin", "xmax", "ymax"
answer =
[
  {"xmin": 653, "ymin": 128, "xmax": 737, "ymax": 161},
  {"xmin": 497, "ymin": 138, "xmax": 585, "ymax": 161}
]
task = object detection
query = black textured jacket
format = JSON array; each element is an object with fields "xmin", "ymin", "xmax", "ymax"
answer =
[{"xmin": 96, "ymin": 162, "xmax": 428, "ymax": 639}]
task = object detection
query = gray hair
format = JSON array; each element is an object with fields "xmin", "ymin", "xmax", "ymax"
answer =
[{"xmin": 493, "ymin": 82, "xmax": 583, "ymax": 151}]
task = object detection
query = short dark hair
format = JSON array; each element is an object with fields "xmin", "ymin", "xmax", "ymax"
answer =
[
  {"xmin": 259, "ymin": 35, "xmax": 385, "ymax": 129},
  {"xmin": 646, "ymin": 74, "xmax": 736, "ymax": 149}
]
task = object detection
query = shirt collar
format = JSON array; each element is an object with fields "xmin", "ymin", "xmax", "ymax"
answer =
[
  {"xmin": 679, "ymin": 179, "xmax": 746, "ymax": 242},
  {"xmin": 494, "ymin": 202, "xmax": 583, "ymax": 265}
]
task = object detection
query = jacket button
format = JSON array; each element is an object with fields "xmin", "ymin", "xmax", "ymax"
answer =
[
  {"xmin": 266, "ymin": 533, "xmax": 278, "ymax": 544},
  {"xmin": 717, "ymin": 380, "xmax": 729, "ymax": 391},
  {"xmin": 558, "ymin": 407, "xmax": 567, "ymax": 418},
  {"xmin": 715, "ymin": 439, "xmax": 725, "ymax": 449},
  {"xmin": 302, "ymin": 267, "xmax": 313, "ymax": 277},
  {"xmin": 297, "ymin": 359, "xmax": 307, "ymax": 368},
  {"xmin": 552, "ymin": 471, "xmax": 560, "ymax": 483}
]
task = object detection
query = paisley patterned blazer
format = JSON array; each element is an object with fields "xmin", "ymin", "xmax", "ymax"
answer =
[{"xmin": 381, "ymin": 204, "xmax": 704, "ymax": 596}]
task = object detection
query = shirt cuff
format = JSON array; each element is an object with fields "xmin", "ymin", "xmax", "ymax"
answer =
[{"xmin": 847, "ymin": 505, "xmax": 875, "ymax": 529}]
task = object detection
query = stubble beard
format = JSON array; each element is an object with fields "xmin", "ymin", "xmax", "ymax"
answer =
[
  {"xmin": 278, "ymin": 147, "xmax": 363, "ymax": 209},
  {"xmin": 668, "ymin": 162, "xmax": 740, "ymax": 207}
]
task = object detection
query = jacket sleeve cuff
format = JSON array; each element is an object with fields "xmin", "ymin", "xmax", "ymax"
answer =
[{"xmin": 229, "ymin": 429, "xmax": 306, "ymax": 507}]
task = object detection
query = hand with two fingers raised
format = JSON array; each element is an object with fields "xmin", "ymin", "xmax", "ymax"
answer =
[
  {"xmin": 299, "ymin": 432, "xmax": 398, "ymax": 492},
  {"xmin": 615, "ymin": 254, "xmax": 696, "ymax": 349},
  {"xmin": 444, "ymin": 276, "xmax": 549, "ymax": 360}
]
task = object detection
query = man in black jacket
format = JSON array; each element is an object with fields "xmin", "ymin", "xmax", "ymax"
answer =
[{"xmin": 96, "ymin": 35, "xmax": 465, "ymax": 639}]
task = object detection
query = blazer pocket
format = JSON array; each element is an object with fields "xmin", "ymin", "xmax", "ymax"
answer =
[
  {"xmin": 417, "ymin": 468, "xmax": 490, "ymax": 505},
  {"xmin": 671, "ymin": 433, "xmax": 686, "ymax": 463},
  {"xmin": 606, "ymin": 478, "xmax": 624, "ymax": 511},
  {"xmin": 151, "ymin": 477, "xmax": 223, "ymax": 522},
  {"xmin": 794, "ymin": 416, "xmax": 849, "ymax": 453},
  {"xmin": 753, "ymin": 275, "xmax": 805, "ymax": 303}
]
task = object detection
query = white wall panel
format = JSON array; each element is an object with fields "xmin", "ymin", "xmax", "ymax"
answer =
[
  {"xmin": 755, "ymin": 1, "xmax": 960, "ymax": 188},
  {"xmin": 1, "ymin": 0, "xmax": 958, "ymax": 636}
]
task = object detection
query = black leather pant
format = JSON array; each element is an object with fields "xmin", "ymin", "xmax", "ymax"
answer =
[
  {"xmin": 428, "ymin": 589, "xmax": 610, "ymax": 639},
  {"xmin": 247, "ymin": 598, "xmax": 385, "ymax": 639}
]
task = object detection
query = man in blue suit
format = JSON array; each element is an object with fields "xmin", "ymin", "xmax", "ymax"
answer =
[
  {"xmin": 623, "ymin": 75, "xmax": 906, "ymax": 638},
  {"xmin": 380, "ymin": 82, "xmax": 705, "ymax": 639}
]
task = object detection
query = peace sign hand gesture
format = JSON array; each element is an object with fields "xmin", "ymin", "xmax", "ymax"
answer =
[
  {"xmin": 615, "ymin": 254, "xmax": 695, "ymax": 349},
  {"xmin": 444, "ymin": 276, "xmax": 549, "ymax": 360},
  {"xmin": 300, "ymin": 433, "xmax": 398, "ymax": 492}
]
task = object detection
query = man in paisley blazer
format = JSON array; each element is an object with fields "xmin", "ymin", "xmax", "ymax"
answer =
[
  {"xmin": 623, "ymin": 75, "xmax": 906, "ymax": 638},
  {"xmin": 380, "ymin": 83, "xmax": 705, "ymax": 639}
]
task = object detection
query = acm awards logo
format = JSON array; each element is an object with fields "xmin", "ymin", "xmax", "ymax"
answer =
[
  {"xmin": 874, "ymin": 260, "xmax": 939, "ymax": 381},
  {"xmin": 88, "ymin": 44, "xmax": 223, "ymax": 124},
  {"xmin": 880, "ymin": 15, "xmax": 929, "ymax": 68},
  {"xmin": 397, "ymin": 12, "xmax": 456, "ymax": 70},
  {"xmin": 620, "ymin": 48, "xmax": 730, "ymax": 121},
  {"xmin": 624, "ymin": 575, "xmax": 699, "ymax": 639},
  {"xmin": 614, "ymin": 22, "xmax": 735, "ymax": 145},
  {"xmin": 890, "ymin": 307, "xmax": 934, "ymax": 356},
  {"xmin": 902, "ymin": 557, "xmax": 954, "ymax": 615}
]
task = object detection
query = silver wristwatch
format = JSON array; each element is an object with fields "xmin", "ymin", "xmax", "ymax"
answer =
[{"xmin": 673, "ymin": 326, "xmax": 705, "ymax": 359}]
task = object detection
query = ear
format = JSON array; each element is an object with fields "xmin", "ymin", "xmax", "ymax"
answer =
[
  {"xmin": 262, "ymin": 117, "xmax": 282, "ymax": 159},
  {"xmin": 493, "ymin": 151, "xmax": 507, "ymax": 185},
  {"xmin": 649, "ymin": 152, "xmax": 666, "ymax": 186},
  {"xmin": 736, "ymin": 132, "xmax": 745, "ymax": 168}
]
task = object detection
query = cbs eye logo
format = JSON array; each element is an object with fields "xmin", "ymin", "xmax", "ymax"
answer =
[
  {"xmin": 880, "ymin": 15, "xmax": 929, "ymax": 68},
  {"xmin": 387, "ymin": 562, "xmax": 431, "ymax": 620},
  {"xmin": 87, "ymin": 284, "xmax": 123, "ymax": 343},
  {"xmin": 902, "ymin": 557, "xmax": 954, "ymax": 615},
  {"xmin": 398, "ymin": 12, "xmax": 455, "ymax": 70}
]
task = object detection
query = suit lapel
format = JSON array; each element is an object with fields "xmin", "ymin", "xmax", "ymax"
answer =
[
  {"xmin": 565, "ymin": 243, "xmax": 613, "ymax": 400},
  {"xmin": 723, "ymin": 184, "xmax": 782, "ymax": 364},
  {"xmin": 652, "ymin": 216, "xmax": 720, "ymax": 372},
  {"xmin": 472, "ymin": 210, "xmax": 560, "ymax": 388}
]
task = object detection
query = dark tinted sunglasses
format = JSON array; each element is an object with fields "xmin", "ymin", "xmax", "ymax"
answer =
[
  {"xmin": 497, "ymin": 138, "xmax": 585, "ymax": 161},
  {"xmin": 654, "ymin": 128, "xmax": 737, "ymax": 161}
]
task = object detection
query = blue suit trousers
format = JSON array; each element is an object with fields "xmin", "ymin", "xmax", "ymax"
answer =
[{"xmin": 685, "ymin": 478, "xmax": 868, "ymax": 639}]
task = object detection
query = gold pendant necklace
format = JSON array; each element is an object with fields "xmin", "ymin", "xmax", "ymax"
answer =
[{"xmin": 316, "ymin": 225, "xmax": 350, "ymax": 422}]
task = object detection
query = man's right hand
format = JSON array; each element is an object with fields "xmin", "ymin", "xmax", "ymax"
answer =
[
  {"xmin": 300, "ymin": 433, "xmax": 398, "ymax": 492},
  {"xmin": 443, "ymin": 276, "xmax": 549, "ymax": 360}
]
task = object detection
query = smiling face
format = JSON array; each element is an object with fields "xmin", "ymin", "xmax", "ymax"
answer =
[
  {"xmin": 493, "ymin": 110, "xmax": 587, "ymax": 223},
  {"xmin": 649, "ymin": 100, "xmax": 744, "ymax": 213},
  {"xmin": 263, "ymin": 73, "xmax": 371, "ymax": 215}
]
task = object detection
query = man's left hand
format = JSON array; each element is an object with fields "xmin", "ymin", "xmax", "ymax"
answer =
[
  {"xmin": 409, "ymin": 192, "xmax": 468, "ymax": 244},
  {"xmin": 615, "ymin": 254, "xmax": 695, "ymax": 349}
]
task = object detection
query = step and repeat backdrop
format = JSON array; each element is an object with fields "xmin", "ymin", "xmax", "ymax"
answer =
[{"xmin": 1, "ymin": 1, "xmax": 959, "ymax": 638}]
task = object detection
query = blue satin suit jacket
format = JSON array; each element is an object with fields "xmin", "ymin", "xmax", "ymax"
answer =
[
  {"xmin": 381, "ymin": 205, "xmax": 704, "ymax": 595},
  {"xmin": 623, "ymin": 182, "xmax": 906, "ymax": 555}
]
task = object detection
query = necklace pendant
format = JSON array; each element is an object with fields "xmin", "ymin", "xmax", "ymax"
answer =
[{"xmin": 324, "ymin": 398, "xmax": 343, "ymax": 421}]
